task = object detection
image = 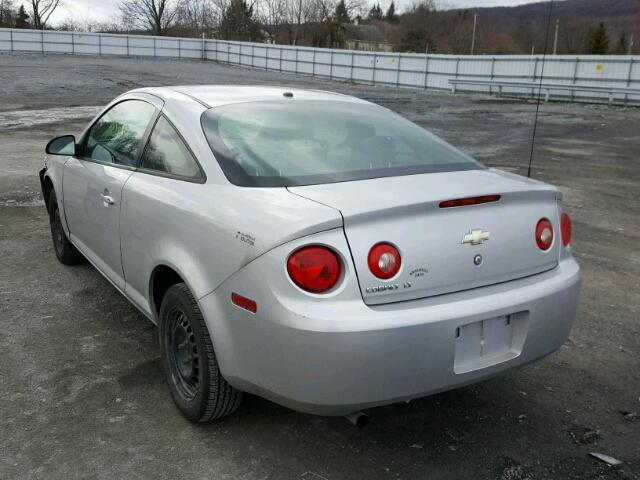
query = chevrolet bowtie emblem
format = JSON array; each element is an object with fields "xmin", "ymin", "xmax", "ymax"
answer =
[{"xmin": 462, "ymin": 229, "xmax": 490, "ymax": 245}]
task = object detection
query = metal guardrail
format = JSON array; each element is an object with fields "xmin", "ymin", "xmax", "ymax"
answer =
[
  {"xmin": 449, "ymin": 79, "xmax": 640, "ymax": 105},
  {"xmin": 1, "ymin": 27, "xmax": 639, "ymax": 106}
]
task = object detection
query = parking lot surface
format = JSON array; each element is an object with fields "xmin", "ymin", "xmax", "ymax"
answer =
[{"xmin": 1, "ymin": 54, "xmax": 639, "ymax": 479}]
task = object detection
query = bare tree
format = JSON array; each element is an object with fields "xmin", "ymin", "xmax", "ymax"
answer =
[
  {"xmin": 94, "ymin": 14, "xmax": 131, "ymax": 33},
  {"xmin": 258, "ymin": 0, "xmax": 287, "ymax": 42},
  {"xmin": 561, "ymin": 17, "xmax": 590, "ymax": 54},
  {"xmin": 30, "ymin": 0, "xmax": 63, "ymax": 29},
  {"xmin": 284, "ymin": 0, "xmax": 312, "ymax": 45},
  {"xmin": 56, "ymin": 11, "xmax": 103, "ymax": 32},
  {"xmin": 262, "ymin": 0, "xmax": 363, "ymax": 46},
  {"xmin": 118, "ymin": 0, "xmax": 182, "ymax": 35},
  {"xmin": 176, "ymin": 0, "xmax": 220, "ymax": 36},
  {"xmin": 0, "ymin": 0, "xmax": 16, "ymax": 27}
]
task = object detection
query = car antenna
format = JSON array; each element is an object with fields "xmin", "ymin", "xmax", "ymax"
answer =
[{"xmin": 527, "ymin": 0, "xmax": 555, "ymax": 178}]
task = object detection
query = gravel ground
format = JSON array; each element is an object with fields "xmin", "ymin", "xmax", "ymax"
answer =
[{"xmin": 0, "ymin": 53, "xmax": 639, "ymax": 480}]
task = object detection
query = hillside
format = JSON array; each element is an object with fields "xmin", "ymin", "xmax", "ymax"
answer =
[
  {"xmin": 464, "ymin": 0, "xmax": 637, "ymax": 31},
  {"xmin": 377, "ymin": 0, "xmax": 638, "ymax": 54},
  {"xmin": 444, "ymin": 0, "xmax": 639, "ymax": 54}
]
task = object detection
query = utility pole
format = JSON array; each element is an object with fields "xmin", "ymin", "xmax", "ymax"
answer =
[
  {"xmin": 553, "ymin": 19, "xmax": 559, "ymax": 54},
  {"xmin": 630, "ymin": 33, "xmax": 635, "ymax": 55},
  {"xmin": 531, "ymin": 45, "xmax": 535, "ymax": 55},
  {"xmin": 470, "ymin": 13, "xmax": 478, "ymax": 55},
  {"xmin": 425, "ymin": 42, "xmax": 429, "ymax": 54}
]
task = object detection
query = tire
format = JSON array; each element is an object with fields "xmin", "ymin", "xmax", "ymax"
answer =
[
  {"xmin": 48, "ymin": 190, "xmax": 84, "ymax": 265},
  {"xmin": 159, "ymin": 283, "xmax": 242, "ymax": 422}
]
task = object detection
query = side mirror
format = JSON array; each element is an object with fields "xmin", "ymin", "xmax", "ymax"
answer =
[{"xmin": 46, "ymin": 135, "xmax": 76, "ymax": 156}]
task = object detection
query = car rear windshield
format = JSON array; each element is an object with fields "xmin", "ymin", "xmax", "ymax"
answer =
[{"xmin": 201, "ymin": 100, "xmax": 483, "ymax": 187}]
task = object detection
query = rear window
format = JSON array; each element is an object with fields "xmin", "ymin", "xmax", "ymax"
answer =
[{"xmin": 201, "ymin": 100, "xmax": 482, "ymax": 187}]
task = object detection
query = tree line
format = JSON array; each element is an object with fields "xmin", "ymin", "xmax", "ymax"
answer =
[
  {"xmin": 0, "ymin": 0, "xmax": 62, "ymax": 29},
  {"xmin": 0, "ymin": 0, "xmax": 637, "ymax": 54}
]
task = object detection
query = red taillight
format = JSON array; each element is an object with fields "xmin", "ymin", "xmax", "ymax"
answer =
[
  {"xmin": 561, "ymin": 212, "xmax": 572, "ymax": 247},
  {"xmin": 439, "ymin": 195, "xmax": 501, "ymax": 208},
  {"xmin": 287, "ymin": 246, "xmax": 341, "ymax": 293},
  {"xmin": 535, "ymin": 218, "xmax": 554, "ymax": 251},
  {"xmin": 231, "ymin": 293, "xmax": 257, "ymax": 313},
  {"xmin": 368, "ymin": 243, "xmax": 401, "ymax": 279}
]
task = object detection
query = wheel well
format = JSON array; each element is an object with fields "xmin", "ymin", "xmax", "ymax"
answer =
[
  {"xmin": 42, "ymin": 176, "xmax": 54, "ymax": 213},
  {"xmin": 151, "ymin": 266, "xmax": 184, "ymax": 318}
]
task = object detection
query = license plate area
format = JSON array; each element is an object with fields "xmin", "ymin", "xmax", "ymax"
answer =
[{"xmin": 453, "ymin": 312, "xmax": 528, "ymax": 374}]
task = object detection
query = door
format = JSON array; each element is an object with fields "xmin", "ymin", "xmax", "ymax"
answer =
[{"xmin": 63, "ymin": 99, "xmax": 158, "ymax": 290}]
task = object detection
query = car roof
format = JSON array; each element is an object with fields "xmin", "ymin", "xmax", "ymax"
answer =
[{"xmin": 132, "ymin": 85, "xmax": 372, "ymax": 109}]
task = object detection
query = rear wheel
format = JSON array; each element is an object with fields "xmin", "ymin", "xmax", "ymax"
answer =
[
  {"xmin": 159, "ymin": 283, "xmax": 242, "ymax": 422},
  {"xmin": 48, "ymin": 190, "xmax": 83, "ymax": 265}
]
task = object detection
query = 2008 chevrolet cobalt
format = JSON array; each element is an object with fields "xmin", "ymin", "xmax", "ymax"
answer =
[{"xmin": 40, "ymin": 86, "xmax": 581, "ymax": 422}]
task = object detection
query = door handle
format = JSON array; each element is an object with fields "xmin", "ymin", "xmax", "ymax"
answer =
[{"xmin": 100, "ymin": 193, "xmax": 115, "ymax": 206}]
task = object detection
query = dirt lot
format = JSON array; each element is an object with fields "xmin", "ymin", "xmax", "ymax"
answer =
[{"xmin": 1, "ymin": 54, "xmax": 639, "ymax": 480}]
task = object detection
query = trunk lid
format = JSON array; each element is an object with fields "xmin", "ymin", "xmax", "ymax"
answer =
[{"xmin": 289, "ymin": 169, "xmax": 561, "ymax": 305}]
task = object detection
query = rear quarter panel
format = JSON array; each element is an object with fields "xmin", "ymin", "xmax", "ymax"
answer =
[{"xmin": 119, "ymin": 176, "xmax": 341, "ymax": 319}]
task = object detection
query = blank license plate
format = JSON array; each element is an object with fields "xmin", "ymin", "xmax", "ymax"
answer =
[{"xmin": 453, "ymin": 314, "xmax": 527, "ymax": 374}]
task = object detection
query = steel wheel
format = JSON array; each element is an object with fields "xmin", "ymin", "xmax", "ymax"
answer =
[
  {"xmin": 50, "ymin": 208, "xmax": 65, "ymax": 258},
  {"xmin": 47, "ymin": 190, "xmax": 83, "ymax": 265},
  {"xmin": 165, "ymin": 306, "xmax": 200, "ymax": 401},
  {"xmin": 159, "ymin": 283, "xmax": 242, "ymax": 421}
]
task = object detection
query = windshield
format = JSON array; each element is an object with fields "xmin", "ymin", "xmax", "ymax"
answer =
[{"xmin": 201, "ymin": 100, "xmax": 483, "ymax": 187}]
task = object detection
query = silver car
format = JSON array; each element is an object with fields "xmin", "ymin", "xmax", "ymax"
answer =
[{"xmin": 40, "ymin": 86, "xmax": 581, "ymax": 422}]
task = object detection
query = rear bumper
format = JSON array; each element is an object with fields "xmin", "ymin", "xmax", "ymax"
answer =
[{"xmin": 200, "ymin": 255, "xmax": 580, "ymax": 415}]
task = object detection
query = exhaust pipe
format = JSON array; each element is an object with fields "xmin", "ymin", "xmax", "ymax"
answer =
[{"xmin": 345, "ymin": 411, "xmax": 368, "ymax": 428}]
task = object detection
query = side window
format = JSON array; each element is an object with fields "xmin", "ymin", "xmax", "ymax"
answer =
[
  {"xmin": 140, "ymin": 116, "xmax": 202, "ymax": 180},
  {"xmin": 84, "ymin": 100, "xmax": 157, "ymax": 167}
]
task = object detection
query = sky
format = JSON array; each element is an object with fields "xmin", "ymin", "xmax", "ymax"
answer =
[
  {"xmin": 47, "ymin": 0, "xmax": 120, "ymax": 24},
  {"xmin": 44, "ymin": 0, "xmax": 551, "ymax": 25}
]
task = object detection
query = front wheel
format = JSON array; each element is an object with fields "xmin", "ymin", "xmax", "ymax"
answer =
[
  {"xmin": 159, "ymin": 283, "xmax": 242, "ymax": 422},
  {"xmin": 48, "ymin": 190, "xmax": 84, "ymax": 265}
]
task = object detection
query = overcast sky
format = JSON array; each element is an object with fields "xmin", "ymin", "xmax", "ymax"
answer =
[{"xmin": 45, "ymin": 0, "xmax": 550, "ymax": 24}]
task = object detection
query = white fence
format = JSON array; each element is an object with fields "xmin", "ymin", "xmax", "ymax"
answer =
[{"xmin": 1, "ymin": 28, "xmax": 639, "ymax": 105}]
